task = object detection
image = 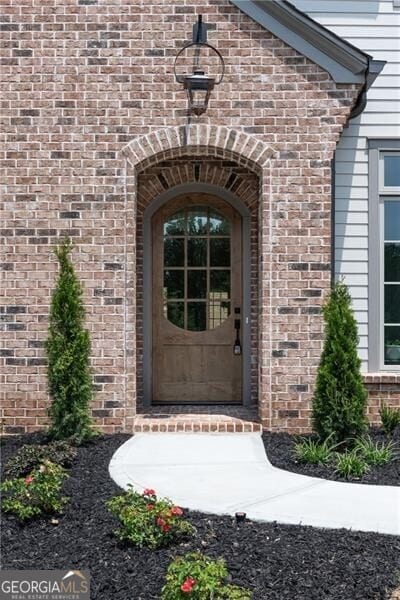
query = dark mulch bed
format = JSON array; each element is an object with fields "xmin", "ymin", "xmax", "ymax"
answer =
[
  {"xmin": 263, "ymin": 428, "xmax": 400, "ymax": 486},
  {"xmin": 1, "ymin": 434, "xmax": 400, "ymax": 600}
]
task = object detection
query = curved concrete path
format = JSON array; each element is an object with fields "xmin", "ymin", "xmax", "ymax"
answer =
[{"xmin": 109, "ymin": 433, "xmax": 400, "ymax": 536}]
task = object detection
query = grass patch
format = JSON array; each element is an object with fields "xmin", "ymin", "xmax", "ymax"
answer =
[
  {"xmin": 380, "ymin": 404, "xmax": 400, "ymax": 435},
  {"xmin": 293, "ymin": 435, "xmax": 338, "ymax": 465},
  {"xmin": 334, "ymin": 450, "xmax": 370, "ymax": 479},
  {"xmin": 354, "ymin": 435, "xmax": 396, "ymax": 466}
]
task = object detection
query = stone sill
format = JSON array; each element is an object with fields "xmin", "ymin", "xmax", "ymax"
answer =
[{"xmin": 363, "ymin": 372, "xmax": 400, "ymax": 385}]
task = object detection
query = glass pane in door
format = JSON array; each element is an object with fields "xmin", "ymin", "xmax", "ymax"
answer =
[{"xmin": 163, "ymin": 206, "xmax": 232, "ymax": 331}]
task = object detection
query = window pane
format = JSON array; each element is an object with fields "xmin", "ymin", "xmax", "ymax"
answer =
[
  {"xmin": 384, "ymin": 326, "xmax": 400, "ymax": 365},
  {"xmin": 166, "ymin": 302, "xmax": 184, "ymax": 329},
  {"xmin": 187, "ymin": 270, "xmax": 207, "ymax": 298},
  {"xmin": 187, "ymin": 302, "xmax": 206, "ymax": 331},
  {"xmin": 164, "ymin": 270, "xmax": 184, "ymax": 299},
  {"xmin": 187, "ymin": 207, "xmax": 208, "ymax": 235},
  {"xmin": 384, "ymin": 155, "xmax": 400, "ymax": 188},
  {"xmin": 161, "ymin": 204, "xmax": 234, "ymax": 332},
  {"xmin": 164, "ymin": 238, "xmax": 184, "ymax": 267},
  {"xmin": 210, "ymin": 270, "xmax": 230, "ymax": 297},
  {"xmin": 385, "ymin": 244, "xmax": 400, "ymax": 282},
  {"xmin": 384, "ymin": 284, "xmax": 400, "ymax": 323},
  {"xmin": 384, "ymin": 202, "xmax": 400, "ymax": 241},
  {"xmin": 187, "ymin": 238, "xmax": 207, "ymax": 267},
  {"xmin": 210, "ymin": 238, "xmax": 230, "ymax": 267},
  {"xmin": 209, "ymin": 300, "xmax": 230, "ymax": 329},
  {"xmin": 209, "ymin": 210, "xmax": 230, "ymax": 235},
  {"xmin": 164, "ymin": 210, "xmax": 185, "ymax": 235}
]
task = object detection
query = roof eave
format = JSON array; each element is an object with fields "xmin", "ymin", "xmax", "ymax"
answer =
[{"xmin": 230, "ymin": 0, "xmax": 385, "ymax": 88}]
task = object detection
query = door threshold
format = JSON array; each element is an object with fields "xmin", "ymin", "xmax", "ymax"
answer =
[{"xmin": 152, "ymin": 402, "xmax": 243, "ymax": 406}]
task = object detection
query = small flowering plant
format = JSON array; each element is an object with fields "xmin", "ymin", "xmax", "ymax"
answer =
[
  {"xmin": 162, "ymin": 552, "xmax": 252, "ymax": 599},
  {"xmin": 106, "ymin": 486, "xmax": 196, "ymax": 549},
  {"xmin": 4, "ymin": 440, "xmax": 77, "ymax": 479},
  {"xmin": 0, "ymin": 460, "xmax": 69, "ymax": 521}
]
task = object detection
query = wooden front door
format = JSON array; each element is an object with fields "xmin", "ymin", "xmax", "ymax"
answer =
[{"xmin": 152, "ymin": 193, "xmax": 243, "ymax": 404}]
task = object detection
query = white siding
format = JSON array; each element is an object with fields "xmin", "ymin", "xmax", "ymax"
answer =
[{"xmin": 292, "ymin": 0, "xmax": 400, "ymax": 370}]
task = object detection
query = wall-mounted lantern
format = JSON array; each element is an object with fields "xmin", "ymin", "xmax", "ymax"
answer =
[{"xmin": 174, "ymin": 15, "xmax": 225, "ymax": 116}]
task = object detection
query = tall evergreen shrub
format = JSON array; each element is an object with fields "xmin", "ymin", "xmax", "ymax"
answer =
[
  {"xmin": 312, "ymin": 281, "xmax": 367, "ymax": 442},
  {"xmin": 46, "ymin": 239, "xmax": 95, "ymax": 441}
]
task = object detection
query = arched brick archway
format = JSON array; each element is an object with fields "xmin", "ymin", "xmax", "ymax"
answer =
[
  {"xmin": 122, "ymin": 125, "xmax": 275, "ymax": 173},
  {"xmin": 121, "ymin": 125, "xmax": 275, "ymax": 432}
]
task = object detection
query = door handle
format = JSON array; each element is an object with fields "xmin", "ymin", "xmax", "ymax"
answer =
[{"xmin": 233, "ymin": 318, "xmax": 242, "ymax": 355}]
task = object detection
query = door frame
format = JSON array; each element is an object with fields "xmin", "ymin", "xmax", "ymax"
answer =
[{"xmin": 142, "ymin": 183, "xmax": 252, "ymax": 407}]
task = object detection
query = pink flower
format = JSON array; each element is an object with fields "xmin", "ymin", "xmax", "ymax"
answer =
[
  {"xmin": 169, "ymin": 506, "xmax": 183, "ymax": 517},
  {"xmin": 142, "ymin": 488, "xmax": 156, "ymax": 497},
  {"xmin": 180, "ymin": 577, "xmax": 196, "ymax": 593},
  {"xmin": 146, "ymin": 503, "xmax": 155, "ymax": 511},
  {"xmin": 24, "ymin": 475, "xmax": 34, "ymax": 485}
]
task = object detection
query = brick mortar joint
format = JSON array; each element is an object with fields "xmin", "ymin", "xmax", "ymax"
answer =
[{"xmin": 363, "ymin": 373, "xmax": 400, "ymax": 384}]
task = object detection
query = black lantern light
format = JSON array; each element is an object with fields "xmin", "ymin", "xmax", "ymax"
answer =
[{"xmin": 174, "ymin": 16, "xmax": 225, "ymax": 116}]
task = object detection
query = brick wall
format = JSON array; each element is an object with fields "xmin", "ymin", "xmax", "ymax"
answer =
[
  {"xmin": 364, "ymin": 374, "xmax": 400, "ymax": 428},
  {"xmin": 1, "ymin": 0, "xmax": 363, "ymax": 434}
]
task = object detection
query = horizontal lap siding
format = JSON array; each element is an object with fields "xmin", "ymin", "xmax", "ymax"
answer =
[{"xmin": 292, "ymin": 0, "xmax": 400, "ymax": 370}]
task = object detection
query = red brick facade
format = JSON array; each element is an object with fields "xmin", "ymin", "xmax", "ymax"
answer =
[{"xmin": 3, "ymin": 0, "xmax": 384, "ymax": 435}]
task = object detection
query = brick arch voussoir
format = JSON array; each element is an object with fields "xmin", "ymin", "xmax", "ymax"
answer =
[
  {"xmin": 122, "ymin": 125, "xmax": 275, "ymax": 174},
  {"xmin": 137, "ymin": 158, "xmax": 260, "ymax": 213}
]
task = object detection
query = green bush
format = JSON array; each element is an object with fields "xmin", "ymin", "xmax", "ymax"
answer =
[
  {"xmin": 334, "ymin": 450, "xmax": 370, "ymax": 479},
  {"xmin": 4, "ymin": 440, "xmax": 77, "ymax": 479},
  {"xmin": 46, "ymin": 239, "xmax": 96, "ymax": 442},
  {"xmin": 106, "ymin": 487, "xmax": 196, "ymax": 549},
  {"xmin": 162, "ymin": 552, "xmax": 252, "ymax": 600},
  {"xmin": 312, "ymin": 281, "xmax": 368, "ymax": 443},
  {"xmin": 293, "ymin": 435, "xmax": 338, "ymax": 465},
  {"xmin": 354, "ymin": 435, "xmax": 396, "ymax": 466},
  {"xmin": 1, "ymin": 461, "xmax": 69, "ymax": 521},
  {"xmin": 379, "ymin": 404, "xmax": 400, "ymax": 435}
]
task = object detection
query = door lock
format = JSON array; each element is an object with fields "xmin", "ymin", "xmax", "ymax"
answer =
[{"xmin": 233, "ymin": 318, "xmax": 242, "ymax": 356}]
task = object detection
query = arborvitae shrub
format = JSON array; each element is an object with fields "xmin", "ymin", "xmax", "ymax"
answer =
[
  {"xmin": 312, "ymin": 281, "xmax": 367, "ymax": 443},
  {"xmin": 46, "ymin": 239, "xmax": 96, "ymax": 442}
]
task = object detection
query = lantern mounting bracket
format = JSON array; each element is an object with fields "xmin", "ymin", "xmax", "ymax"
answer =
[
  {"xmin": 192, "ymin": 14, "xmax": 214, "ymax": 44},
  {"xmin": 173, "ymin": 42, "xmax": 225, "ymax": 86}
]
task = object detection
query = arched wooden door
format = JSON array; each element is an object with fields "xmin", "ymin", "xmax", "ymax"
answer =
[{"xmin": 152, "ymin": 193, "xmax": 243, "ymax": 404}]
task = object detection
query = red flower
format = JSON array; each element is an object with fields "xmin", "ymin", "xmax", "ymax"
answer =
[
  {"xmin": 142, "ymin": 488, "xmax": 156, "ymax": 497},
  {"xmin": 169, "ymin": 506, "xmax": 183, "ymax": 517},
  {"xmin": 156, "ymin": 517, "xmax": 166, "ymax": 528},
  {"xmin": 24, "ymin": 475, "xmax": 34, "ymax": 485},
  {"xmin": 146, "ymin": 503, "xmax": 155, "ymax": 511},
  {"xmin": 156, "ymin": 516, "xmax": 171, "ymax": 533},
  {"xmin": 180, "ymin": 577, "xmax": 196, "ymax": 593}
]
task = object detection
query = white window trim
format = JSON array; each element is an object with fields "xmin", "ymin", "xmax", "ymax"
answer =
[
  {"xmin": 380, "ymin": 196, "xmax": 400, "ymax": 371},
  {"xmin": 379, "ymin": 151, "xmax": 400, "ymax": 195},
  {"xmin": 368, "ymin": 140, "xmax": 400, "ymax": 372}
]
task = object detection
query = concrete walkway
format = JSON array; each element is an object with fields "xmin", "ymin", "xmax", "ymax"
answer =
[{"xmin": 109, "ymin": 433, "xmax": 400, "ymax": 536}]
